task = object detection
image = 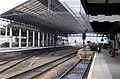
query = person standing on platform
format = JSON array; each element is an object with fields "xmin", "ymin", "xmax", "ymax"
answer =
[
  {"xmin": 111, "ymin": 47, "xmax": 120, "ymax": 57},
  {"xmin": 111, "ymin": 49, "xmax": 118, "ymax": 57},
  {"xmin": 117, "ymin": 47, "xmax": 120, "ymax": 54},
  {"xmin": 109, "ymin": 47, "xmax": 113, "ymax": 55},
  {"xmin": 97, "ymin": 45, "xmax": 101, "ymax": 54}
]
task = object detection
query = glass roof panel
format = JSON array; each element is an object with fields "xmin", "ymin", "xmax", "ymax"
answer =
[
  {"xmin": 60, "ymin": 0, "xmax": 86, "ymax": 17},
  {"xmin": 1, "ymin": 0, "xmax": 93, "ymax": 33}
]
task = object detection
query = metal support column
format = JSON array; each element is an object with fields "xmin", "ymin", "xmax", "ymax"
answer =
[
  {"xmin": 115, "ymin": 34, "xmax": 119, "ymax": 49},
  {"xmin": 46, "ymin": 33, "xmax": 48, "ymax": 46},
  {"xmin": 33, "ymin": 31, "xmax": 35, "ymax": 47},
  {"xmin": 9, "ymin": 27, "xmax": 12, "ymax": 48},
  {"xmin": 38, "ymin": 32, "xmax": 40, "ymax": 47},
  {"xmin": 52, "ymin": 34, "xmax": 54, "ymax": 46},
  {"xmin": 48, "ymin": 0, "xmax": 51, "ymax": 12},
  {"xmin": 96, "ymin": 34, "xmax": 98, "ymax": 44},
  {"xmin": 112, "ymin": 40, "xmax": 115, "ymax": 49},
  {"xmin": 0, "ymin": 28, "xmax": 1, "ymax": 35},
  {"xmin": 42, "ymin": 33, "xmax": 45, "ymax": 46},
  {"xmin": 26, "ymin": 30, "xmax": 29, "ymax": 48},
  {"xmin": 19, "ymin": 29, "xmax": 21, "ymax": 48},
  {"xmin": 5, "ymin": 26, "xmax": 8, "ymax": 42},
  {"xmin": 49, "ymin": 34, "xmax": 51, "ymax": 46}
]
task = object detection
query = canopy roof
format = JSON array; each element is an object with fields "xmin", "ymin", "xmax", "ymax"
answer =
[
  {"xmin": 1, "ymin": 0, "xmax": 92, "ymax": 34},
  {"xmin": 84, "ymin": 0, "xmax": 120, "ymax": 15},
  {"xmin": 81, "ymin": 0, "xmax": 120, "ymax": 33}
]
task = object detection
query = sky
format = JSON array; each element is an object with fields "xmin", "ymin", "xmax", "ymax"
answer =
[{"xmin": 0, "ymin": 0, "xmax": 28, "ymax": 14}]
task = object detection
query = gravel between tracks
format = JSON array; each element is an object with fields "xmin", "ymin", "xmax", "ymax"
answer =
[
  {"xmin": 32, "ymin": 56, "xmax": 79, "ymax": 79},
  {"xmin": 0, "ymin": 48, "xmax": 78, "ymax": 75}
]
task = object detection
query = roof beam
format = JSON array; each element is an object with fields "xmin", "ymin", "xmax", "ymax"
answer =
[
  {"xmin": 107, "ymin": 23, "xmax": 120, "ymax": 33},
  {"xmin": 81, "ymin": 0, "xmax": 88, "ymax": 14},
  {"xmin": 0, "ymin": 13, "xmax": 27, "ymax": 17},
  {"xmin": 48, "ymin": 0, "xmax": 51, "ymax": 12}
]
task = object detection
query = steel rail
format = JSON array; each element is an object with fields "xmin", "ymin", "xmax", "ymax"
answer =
[
  {"xmin": 59, "ymin": 60, "xmax": 91, "ymax": 79},
  {"xmin": 30, "ymin": 54, "xmax": 76, "ymax": 79},
  {"xmin": 0, "ymin": 57, "xmax": 30, "ymax": 74},
  {"xmin": 59, "ymin": 59, "xmax": 81, "ymax": 79},
  {"xmin": 5, "ymin": 52, "xmax": 77, "ymax": 79}
]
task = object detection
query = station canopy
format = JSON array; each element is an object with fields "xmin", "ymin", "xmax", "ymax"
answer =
[
  {"xmin": 84, "ymin": 0, "xmax": 120, "ymax": 15},
  {"xmin": 82, "ymin": 0, "xmax": 120, "ymax": 33},
  {"xmin": 0, "ymin": 0, "xmax": 93, "ymax": 34}
]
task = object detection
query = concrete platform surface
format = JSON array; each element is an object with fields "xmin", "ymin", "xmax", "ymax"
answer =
[
  {"xmin": 87, "ymin": 49, "xmax": 120, "ymax": 79},
  {"xmin": 103, "ymin": 49, "xmax": 120, "ymax": 79}
]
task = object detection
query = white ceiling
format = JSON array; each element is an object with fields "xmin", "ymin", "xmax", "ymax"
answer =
[
  {"xmin": 108, "ymin": 0, "xmax": 120, "ymax": 3},
  {"xmin": 87, "ymin": 0, "xmax": 106, "ymax": 3},
  {"xmin": 87, "ymin": 0, "xmax": 120, "ymax": 3}
]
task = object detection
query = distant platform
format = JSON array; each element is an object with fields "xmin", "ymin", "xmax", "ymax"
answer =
[{"xmin": 0, "ymin": 45, "xmax": 71, "ymax": 53}]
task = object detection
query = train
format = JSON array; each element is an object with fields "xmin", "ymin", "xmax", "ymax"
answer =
[{"xmin": 77, "ymin": 49, "xmax": 95, "ymax": 60}]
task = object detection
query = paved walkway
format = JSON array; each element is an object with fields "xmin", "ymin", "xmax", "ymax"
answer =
[
  {"xmin": 103, "ymin": 50, "xmax": 120, "ymax": 79},
  {"xmin": 88, "ymin": 49, "xmax": 120, "ymax": 79}
]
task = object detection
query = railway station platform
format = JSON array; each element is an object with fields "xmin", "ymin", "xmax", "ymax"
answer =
[
  {"xmin": 0, "ymin": 45, "xmax": 77, "ymax": 60},
  {"xmin": 88, "ymin": 49, "xmax": 120, "ymax": 79},
  {"xmin": 0, "ymin": 45, "xmax": 71, "ymax": 53}
]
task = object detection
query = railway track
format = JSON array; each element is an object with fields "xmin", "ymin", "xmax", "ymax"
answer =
[
  {"xmin": 0, "ymin": 53, "xmax": 39, "ymax": 75},
  {"xmin": 2, "ymin": 52, "xmax": 77, "ymax": 79},
  {"xmin": 0, "ymin": 50, "xmax": 56, "ymax": 73},
  {"xmin": 0, "ymin": 47, "xmax": 78, "ymax": 66},
  {"xmin": 59, "ymin": 60, "xmax": 91, "ymax": 79},
  {"xmin": 0, "ymin": 57, "xmax": 25, "ymax": 66},
  {"xmin": 0, "ymin": 57, "xmax": 31, "ymax": 74},
  {"xmin": 0, "ymin": 53, "xmax": 34, "ymax": 66}
]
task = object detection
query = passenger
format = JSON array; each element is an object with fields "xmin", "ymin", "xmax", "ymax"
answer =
[
  {"xmin": 111, "ymin": 49, "xmax": 118, "ymax": 57},
  {"xmin": 116, "ymin": 47, "xmax": 120, "ymax": 54},
  {"xmin": 109, "ymin": 47, "xmax": 113, "ymax": 55},
  {"xmin": 110, "ymin": 47, "xmax": 120, "ymax": 57},
  {"xmin": 97, "ymin": 45, "xmax": 101, "ymax": 54}
]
